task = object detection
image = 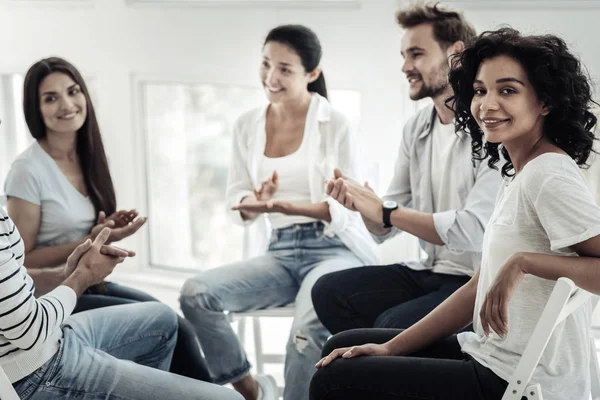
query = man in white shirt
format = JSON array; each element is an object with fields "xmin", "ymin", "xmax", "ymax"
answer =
[{"xmin": 312, "ymin": 3, "xmax": 502, "ymax": 335}]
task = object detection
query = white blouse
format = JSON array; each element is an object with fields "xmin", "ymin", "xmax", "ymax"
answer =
[{"xmin": 226, "ymin": 93, "xmax": 379, "ymax": 264}]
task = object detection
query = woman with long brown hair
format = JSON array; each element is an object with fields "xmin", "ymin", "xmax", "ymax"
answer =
[{"xmin": 5, "ymin": 57, "xmax": 211, "ymax": 383}]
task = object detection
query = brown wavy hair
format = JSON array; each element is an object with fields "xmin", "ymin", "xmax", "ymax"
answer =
[{"xmin": 396, "ymin": 2, "xmax": 476, "ymax": 49}]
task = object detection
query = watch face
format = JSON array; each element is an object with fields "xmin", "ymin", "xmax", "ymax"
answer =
[{"xmin": 383, "ymin": 200, "xmax": 398, "ymax": 209}]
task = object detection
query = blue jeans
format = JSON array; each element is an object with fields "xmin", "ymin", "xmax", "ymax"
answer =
[
  {"xmin": 75, "ymin": 281, "xmax": 212, "ymax": 382},
  {"xmin": 13, "ymin": 302, "xmax": 242, "ymax": 400},
  {"xmin": 180, "ymin": 222, "xmax": 363, "ymax": 400}
]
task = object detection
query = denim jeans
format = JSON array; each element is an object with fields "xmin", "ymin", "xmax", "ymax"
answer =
[
  {"xmin": 180, "ymin": 222, "xmax": 363, "ymax": 400},
  {"xmin": 310, "ymin": 329, "xmax": 509, "ymax": 400},
  {"xmin": 13, "ymin": 302, "xmax": 242, "ymax": 400},
  {"xmin": 75, "ymin": 281, "xmax": 212, "ymax": 382}
]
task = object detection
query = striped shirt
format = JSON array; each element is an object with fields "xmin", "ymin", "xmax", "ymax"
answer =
[{"xmin": 0, "ymin": 208, "xmax": 76, "ymax": 383}]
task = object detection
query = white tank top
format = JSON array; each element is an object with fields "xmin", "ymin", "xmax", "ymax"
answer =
[{"xmin": 259, "ymin": 133, "xmax": 317, "ymax": 230}]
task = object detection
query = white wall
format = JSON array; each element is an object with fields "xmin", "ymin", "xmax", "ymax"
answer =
[{"xmin": 1, "ymin": 0, "xmax": 599, "ymax": 273}]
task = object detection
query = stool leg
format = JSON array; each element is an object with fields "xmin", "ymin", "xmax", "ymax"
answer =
[
  {"xmin": 253, "ymin": 316, "xmax": 264, "ymax": 375},
  {"xmin": 238, "ymin": 316, "xmax": 247, "ymax": 348}
]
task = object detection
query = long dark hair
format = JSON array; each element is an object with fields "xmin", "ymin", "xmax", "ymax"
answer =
[
  {"xmin": 448, "ymin": 28, "xmax": 597, "ymax": 177},
  {"xmin": 264, "ymin": 24, "xmax": 327, "ymax": 99},
  {"xmin": 23, "ymin": 57, "xmax": 116, "ymax": 215}
]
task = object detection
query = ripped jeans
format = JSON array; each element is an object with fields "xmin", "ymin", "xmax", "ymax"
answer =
[{"xmin": 180, "ymin": 222, "xmax": 363, "ymax": 400}]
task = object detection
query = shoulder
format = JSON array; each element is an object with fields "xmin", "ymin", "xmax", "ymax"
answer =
[
  {"xmin": 8, "ymin": 144, "xmax": 44, "ymax": 178},
  {"xmin": 326, "ymin": 108, "xmax": 352, "ymax": 137},
  {"xmin": 234, "ymin": 105, "xmax": 266, "ymax": 131},
  {"xmin": 520, "ymin": 153, "xmax": 584, "ymax": 197},
  {"xmin": 402, "ymin": 104, "xmax": 435, "ymax": 141},
  {"xmin": 313, "ymin": 95, "xmax": 352, "ymax": 137}
]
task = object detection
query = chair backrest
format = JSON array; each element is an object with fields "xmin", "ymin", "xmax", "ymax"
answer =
[
  {"xmin": 0, "ymin": 362, "xmax": 19, "ymax": 400},
  {"xmin": 502, "ymin": 277, "xmax": 599, "ymax": 400}
]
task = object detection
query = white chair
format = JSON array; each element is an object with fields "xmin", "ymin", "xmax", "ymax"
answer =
[
  {"xmin": 0, "ymin": 363, "xmax": 19, "ymax": 400},
  {"xmin": 231, "ymin": 306, "xmax": 295, "ymax": 375},
  {"xmin": 502, "ymin": 277, "xmax": 600, "ymax": 400}
]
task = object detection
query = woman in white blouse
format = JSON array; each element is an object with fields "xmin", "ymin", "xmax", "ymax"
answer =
[{"xmin": 179, "ymin": 25, "xmax": 378, "ymax": 400}]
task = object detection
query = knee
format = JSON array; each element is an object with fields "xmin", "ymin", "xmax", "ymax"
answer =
[
  {"xmin": 309, "ymin": 365, "xmax": 336, "ymax": 400},
  {"xmin": 311, "ymin": 273, "xmax": 339, "ymax": 314},
  {"xmin": 140, "ymin": 302, "xmax": 179, "ymax": 337},
  {"xmin": 179, "ymin": 275, "xmax": 222, "ymax": 313},
  {"xmin": 321, "ymin": 329, "xmax": 374, "ymax": 357},
  {"xmin": 373, "ymin": 308, "xmax": 412, "ymax": 329},
  {"xmin": 321, "ymin": 331, "xmax": 353, "ymax": 357}
]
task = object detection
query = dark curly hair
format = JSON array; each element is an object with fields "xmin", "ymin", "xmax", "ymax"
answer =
[{"xmin": 447, "ymin": 27, "xmax": 597, "ymax": 177}]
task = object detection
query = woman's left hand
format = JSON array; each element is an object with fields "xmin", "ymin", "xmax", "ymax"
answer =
[
  {"xmin": 232, "ymin": 200, "xmax": 292, "ymax": 214},
  {"xmin": 106, "ymin": 209, "xmax": 139, "ymax": 228},
  {"xmin": 480, "ymin": 253, "xmax": 527, "ymax": 338}
]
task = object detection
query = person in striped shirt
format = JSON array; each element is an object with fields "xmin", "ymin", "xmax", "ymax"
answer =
[{"xmin": 0, "ymin": 209, "xmax": 242, "ymax": 399}]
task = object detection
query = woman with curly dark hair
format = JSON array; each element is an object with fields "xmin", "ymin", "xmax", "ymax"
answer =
[{"xmin": 309, "ymin": 28, "xmax": 600, "ymax": 400}]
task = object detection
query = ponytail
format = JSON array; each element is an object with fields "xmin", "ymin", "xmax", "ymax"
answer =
[{"xmin": 308, "ymin": 71, "xmax": 327, "ymax": 99}]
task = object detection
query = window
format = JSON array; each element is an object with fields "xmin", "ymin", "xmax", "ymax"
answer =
[
  {"xmin": 0, "ymin": 74, "xmax": 33, "ymax": 191},
  {"xmin": 140, "ymin": 81, "xmax": 360, "ymax": 271},
  {"xmin": 126, "ymin": 0, "xmax": 359, "ymax": 8}
]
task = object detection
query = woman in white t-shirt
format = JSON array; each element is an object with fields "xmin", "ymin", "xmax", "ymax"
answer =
[
  {"xmin": 311, "ymin": 28, "xmax": 600, "ymax": 400},
  {"xmin": 179, "ymin": 25, "xmax": 379, "ymax": 400},
  {"xmin": 4, "ymin": 57, "xmax": 211, "ymax": 382}
]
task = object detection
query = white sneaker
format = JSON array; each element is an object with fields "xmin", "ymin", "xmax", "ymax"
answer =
[{"xmin": 256, "ymin": 374, "xmax": 278, "ymax": 400}]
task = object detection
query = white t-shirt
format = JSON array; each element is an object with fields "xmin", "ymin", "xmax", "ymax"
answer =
[
  {"xmin": 459, "ymin": 153, "xmax": 600, "ymax": 400},
  {"xmin": 4, "ymin": 142, "xmax": 96, "ymax": 248},
  {"xmin": 429, "ymin": 117, "xmax": 471, "ymax": 275},
  {"xmin": 259, "ymin": 131, "xmax": 317, "ymax": 230},
  {"xmin": 430, "ymin": 117, "xmax": 458, "ymax": 210}
]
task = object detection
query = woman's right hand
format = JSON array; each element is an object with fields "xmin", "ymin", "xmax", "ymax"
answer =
[
  {"xmin": 315, "ymin": 343, "xmax": 392, "ymax": 368},
  {"xmin": 90, "ymin": 211, "xmax": 147, "ymax": 244}
]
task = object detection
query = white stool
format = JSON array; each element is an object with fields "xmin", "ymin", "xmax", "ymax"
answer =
[{"xmin": 230, "ymin": 305, "xmax": 295, "ymax": 397}]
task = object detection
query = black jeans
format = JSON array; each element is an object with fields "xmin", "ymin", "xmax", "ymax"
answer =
[
  {"xmin": 73, "ymin": 281, "xmax": 212, "ymax": 383},
  {"xmin": 312, "ymin": 264, "xmax": 471, "ymax": 333},
  {"xmin": 310, "ymin": 329, "xmax": 511, "ymax": 400}
]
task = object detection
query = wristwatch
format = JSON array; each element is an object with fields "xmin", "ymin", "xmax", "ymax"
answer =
[{"xmin": 382, "ymin": 200, "xmax": 399, "ymax": 228}]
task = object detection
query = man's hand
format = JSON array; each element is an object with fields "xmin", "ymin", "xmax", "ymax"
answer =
[{"xmin": 326, "ymin": 168, "xmax": 384, "ymax": 223}]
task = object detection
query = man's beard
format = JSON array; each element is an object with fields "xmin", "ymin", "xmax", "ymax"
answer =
[
  {"xmin": 410, "ymin": 81, "xmax": 448, "ymax": 101},
  {"xmin": 410, "ymin": 62, "xmax": 449, "ymax": 101}
]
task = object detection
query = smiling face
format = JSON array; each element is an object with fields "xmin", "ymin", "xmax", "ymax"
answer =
[
  {"xmin": 401, "ymin": 23, "xmax": 450, "ymax": 101},
  {"xmin": 260, "ymin": 41, "xmax": 318, "ymax": 104},
  {"xmin": 38, "ymin": 72, "xmax": 87, "ymax": 135},
  {"xmin": 470, "ymin": 55, "xmax": 548, "ymax": 145}
]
